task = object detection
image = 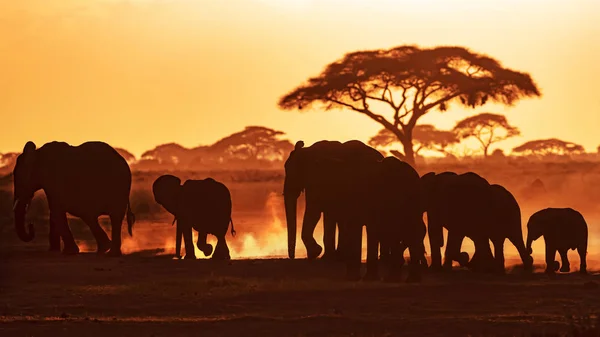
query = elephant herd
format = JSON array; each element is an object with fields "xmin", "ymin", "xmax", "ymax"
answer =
[
  {"xmin": 283, "ymin": 140, "xmax": 590, "ymax": 281},
  {"xmin": 11, "ymin": 140, "xmax": 590, "ymax": 282}
]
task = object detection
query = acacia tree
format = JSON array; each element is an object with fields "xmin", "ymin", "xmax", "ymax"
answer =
[
  {"xmin": 369, "ymin": 124, "xmax": 458, "ymax": 157},
  {"xmin": 453, "ymin": 112, "xmax": 520, "ymax": 157},
  {"xmin": 210, "ymin": 126, "xmax": 294, "ymax": 162},
  {"xmin": 278, "ymin": 45, "xmax": 541, "ymax": 166},
  {"xmin": 512, "ymin": 138, "xmax": 585, "ymax": 156}
]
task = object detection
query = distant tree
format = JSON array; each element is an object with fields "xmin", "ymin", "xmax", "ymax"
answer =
[
  {"xmin": 369, "ymin": 124, "xmax": 458, "ymax": 157},
  {"xmin": 490, "ymin": 148, "xmax": 506, "ymax": 158},
  {"xmin": 114, "ymin": 148, "xmax": 136, "ymax": 164},
  {"xmin": 453, "ymin": 113, "xmax": 520, "ymax": 157},
  {"xmin": 140, "ymin": 143, "xmax": 193, "ymax": 166},
  {"xmin": 278, "ymin": 45, "xmax": 541, "ymax": 166},
  {"xmin": 210, "ymin": 126, "xmax": 294, "ymax": 162},
  {"xmin": 512, "ymin": 138, "xmax": 585, "ymax": 156},
  {"xmin": 597, "ymin": 145, "xmax": 600, "ymax": 154},
  {"xmin": 136, "ymin": 126, "xmax": 293, "ymax": 170}
]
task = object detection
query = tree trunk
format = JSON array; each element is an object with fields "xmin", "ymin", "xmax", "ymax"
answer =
[{"xmin": 401, "ymin": 138, "xmax": 416, "ymax": 167}]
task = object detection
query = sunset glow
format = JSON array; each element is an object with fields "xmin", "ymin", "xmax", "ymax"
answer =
[{"xmin": 1, "ymin": 0, "xmax": 599, "ymax": 157}]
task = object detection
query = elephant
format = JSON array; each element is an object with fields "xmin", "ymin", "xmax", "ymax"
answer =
[
  {"xmin": 526, "ymin": 208, "xmax": 588, "ymax": 274},
  {"xmin": 366, "ymin": 156, "xmax": 427, "ymax": 282},
  {"xmin": 152, "ymin": 175, "xmax": 236, "ymax": 260},
  {"xmin": 421, "ymin": 171, "xmax": 532, "ymax": 273},
  {"xmin": 12, "ymin": 141, "xmax": 135, "ymax": 256},
  {"xmin": 283, "ymin": 140, "xmax": 383, "ymax": 261}
]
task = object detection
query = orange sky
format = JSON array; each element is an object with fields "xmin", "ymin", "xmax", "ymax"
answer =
[{"xmin": 1, "ymin": 0, "xmax": 599, "ymax": 158}]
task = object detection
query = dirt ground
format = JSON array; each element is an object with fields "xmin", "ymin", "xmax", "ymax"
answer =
[{"xmin": 1, "ymin": 245, "xmax": 599, "ymax": 337}]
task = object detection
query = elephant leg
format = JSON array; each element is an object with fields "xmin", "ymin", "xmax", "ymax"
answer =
[
  {"xmin": 321, "ymin": 212, "xmax": 336, "ymax": 260},
  {"xmin": 363, "ymin": 224, "xmax": 380, "ymax": 281},
  {"xmin": 577, "ymin": 238, "xmax": 587, "ymax": 274},
  {"xmin": 558, "ymin": 249, "xmax": 570, "ymax": 272},
  {"xmin": 196, "ymin": 230, "xmax": 213, "ymax": 257},
  {"xmin": 443, "ymin": 232, "xmax": 464, "ymax": 271},
  {"xmin": 344, "ymin": 222, "xmax": 363, "ymax": 281},
  {"xmin": 428, "ymin": 217, "xmax": 444, "ymax": 271},
  {"xmin": 383, "ymin": 240, "xmax": 404, "ymax": 283},
  {"xmin": 470, "ymin": 238, "xmax": 495, "ymax": 273},
  {"xmin": 83, "ymin": 217, "xmax": 111, "ymax": 254},
  {"xmin": 212, "ymin": 236, "xmax": 231, "ymax": 261},
  {"xmin": 544, "ymin": 242, "xmax": 558, "ymax": 274},
  {"xmin": 182, "ymin": 224, "xmax": 196, "ymax": 260},
  {"xmin": 48, "ymin": 216, "xmax": 61, "ymax": 252},
  {"xmin": 175, "ymin": 222, "xmax": 182, "ymax": 259},
  {"xmin": 301, "ymin": 203, "xmax": 323, "ymax": 260},
  {"xmin": 406, "ymin": 241, "xmax": 425, "ymax": 283},
  {"xmin": 106, "ymin": 212, "xmax": 124, "ymax": 257},
  {"xmin": 51, "ymin": 211, "xmax": 79, "ymax": 255},
  {"xmin": 491, "ymin": 238, "xmax": 506, "ymax": 274},
  {"xmin": 508, "ymin": 234, "xmax": 533, "ymax": 272}
]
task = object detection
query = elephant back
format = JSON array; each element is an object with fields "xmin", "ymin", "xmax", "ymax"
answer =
[{"xmin": 179, "ymin": 178, "xmax": 232, "ymax": 222}]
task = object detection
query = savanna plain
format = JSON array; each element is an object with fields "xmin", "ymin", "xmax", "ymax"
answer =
[{"xmin": 1, "ymin": 161, "xmax": 600, "ymax": 337}]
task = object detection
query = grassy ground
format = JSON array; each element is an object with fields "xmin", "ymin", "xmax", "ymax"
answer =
[{"xmin": 1, "ymin": 245, "xmax": 599, "ymax": 337}]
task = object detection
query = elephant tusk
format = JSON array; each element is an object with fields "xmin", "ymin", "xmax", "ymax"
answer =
[
  {"xmin": 12, "ymin": 199, "xmax": 19, "ymax": 212},
  {"xmin": 172, "ymin": 217, "xmax": 177, "ymax": 226}
]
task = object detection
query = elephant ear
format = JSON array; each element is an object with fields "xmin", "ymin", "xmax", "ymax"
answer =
[
  {"xmin": 152, "ymin": 175, "xmax": 182, "ymax": 212},
  {"xmin": 23, "ymin": 141, "xmax": 37, "ymax": 154},
  {"xmin": 15, "ymin": 141, "xmax": 38, "ymax": 179}
]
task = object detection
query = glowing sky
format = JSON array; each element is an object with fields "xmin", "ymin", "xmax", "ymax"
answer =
[{"xmin": 1, "ymin": 0, "xmax": 599, "ymax": 157}]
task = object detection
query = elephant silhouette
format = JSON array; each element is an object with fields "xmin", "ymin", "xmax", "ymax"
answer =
[
  {"xmin": 422, "ymin": 171, "xmax": 532, "ymax": 273},
  {"xmin": 366, "ymin": 156, "xmax": 427, "ymax": 282},
  {"xmin": 152, "ymin": 175, "xmax": 236, "ymax": 260},
  {"xmin": 526, "ymin": 207, "xmax": 588, "ymax": 274},
  {"xmin": 12, "ymin": 141, "xmax": 135, "ymax": 256},
  {"xmin": 283, "ymin": 140, "xmax": 383, "ymax": 261}
]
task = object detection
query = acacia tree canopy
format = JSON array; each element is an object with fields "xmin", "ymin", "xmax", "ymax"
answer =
[
  {"xmin": 453, "ymin": 112, "xmax": 520, "ymax": 157},
  {"xmin": 369, "ymin": 124, "xmax": 458, "ymax": 157},
  {"xmin": 211, "ymin": 126, "xmax": 294, "ymax": 161},
  {"xmin": 278, "ymin": 45, "xmax": 541, "ymax": 165},
  {"xmin": 512, "ymin": 138, "xmax": 585, "ymax": 156}
]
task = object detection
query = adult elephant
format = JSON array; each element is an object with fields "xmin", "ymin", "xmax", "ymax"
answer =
[
  {"xmin": 283, "ymin": 140, "xmax": 383, "ymax": 261},
  {"xmin": 486, "ymin": 184, "xmax": 532, "ymax": 272},
  {"xmin": 526, "ymin": 208, "xmax": 587, "ymax": 274},
  {"xmin": 152, "ymin": 175, "xmax": 235, "ymax": 260},
  {"xmin": 367, "ymin": 156, "xmax": 426, "ymax": 282},
  {"xmin": 422, "ymin": 171, "xmax": 497, "ymax": 272},
  {"xmin": 422, "ymin": 171, "xmax": 532, "ymax": 273},
  {"xmin": 13, "ymin": 141, "xmax": 135, "ymax": 256}
]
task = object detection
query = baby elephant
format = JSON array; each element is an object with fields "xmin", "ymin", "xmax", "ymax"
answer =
[
  {"xmin": 153, "ymin": 175, "xmax": 236, "ymax": 260},
  {"xmin": 526, "ymin": 208, "xmax": 588, "ymax": 274}
]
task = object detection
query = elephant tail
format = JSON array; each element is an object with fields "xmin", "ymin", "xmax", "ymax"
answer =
[
  {"xmin": 126, "ymin": 202, "xmax": 136, "ymax": 237},
  {"xmin": 230, "ymin": 218, "xmax": 237, "ymax": 237}
]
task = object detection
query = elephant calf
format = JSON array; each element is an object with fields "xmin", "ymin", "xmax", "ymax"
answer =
[
  {"xmin": 153, "ymin": 175, "xmax": 236, "ymax": 260},
  {"xmin": 526, "ymin": 208, "xmax": 588, "ymax": 274}
]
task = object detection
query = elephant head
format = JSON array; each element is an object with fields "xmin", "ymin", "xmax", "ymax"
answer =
[
  {"xmin": 12, "ymin": 141, "xmax": 41, "ymax": 242},
  {"xmin": 283, "ymin": 141, "xmax": 307, "ymax": 259},
  {"xmin": 525, "ymin": 215, "xmax": 543, "ymax": 255},
  {"xmin": 152, "ymin": 174, "xmax": 182, "ymax": 216}
]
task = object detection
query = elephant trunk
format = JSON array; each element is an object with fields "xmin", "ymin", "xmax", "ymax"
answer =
[
  {"xmin": 284, "ymin": 193, "xmax": 297, "ymax": 259},
  {"xmin": 526, "ymin": 236, "xmax": 533, "ymax": 255},
  {"xmin": 13, "ymin": 199, "xmax": 35, "ymax": 242}
]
